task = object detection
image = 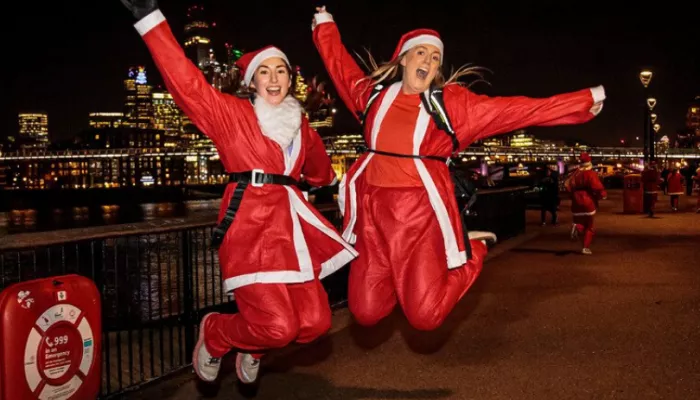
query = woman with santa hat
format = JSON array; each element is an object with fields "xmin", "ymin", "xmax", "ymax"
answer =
[
  {"xmin": 311, "ymin": 6, "xmax": 606, "ymax": 331},
  {"xmin": 565, "ymin": 153, "xmax": 607, "ymax": 255},
  {"xmin": 121, "ymin": 0, "xmax": 358, "ymax": 385}
]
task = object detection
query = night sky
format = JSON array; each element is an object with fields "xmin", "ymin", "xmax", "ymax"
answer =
[{"xmin": 6, "ymin": 0, "xmax": 699, "ymax": 146}]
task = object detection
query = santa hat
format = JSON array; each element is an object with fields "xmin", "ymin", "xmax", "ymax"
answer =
[
  {"xmin": 391, "ymin": 29, "xmax": 444, "ymax": 64},
  {"xmin": 579, "ymin": 152, "xmax": 592, "ymax": 165},
  {"xmin": 235, "ymin": 45, "xmax": 290, "ymax": 87}
]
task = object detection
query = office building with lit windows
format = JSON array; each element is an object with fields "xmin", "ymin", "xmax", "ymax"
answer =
[
  {"xmin": 152, "ymin": 91, "xmax": 183, "ymax": 147},
  {"xmin": 18, "ymin": 113, "xmax": 49, "ymax": 149},
  {"xmin": 124, "ymin": 67, "xmax": 153, "ymax": 129},
  {"xmin": 89, "ymin": 112, "xmax": 124, "ymax": 129}
]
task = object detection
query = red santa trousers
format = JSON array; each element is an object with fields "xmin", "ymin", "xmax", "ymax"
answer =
[
  {"xmin": 349, "ymin": 184, "xmax": 487, "ymax": 331},
  {"xmin": 573, "ymin": 215, "xmax": 595, "ymax": 248},
  {"xmin": 203, "ymin": 279, "xmax": 331, "ymax": 358}
]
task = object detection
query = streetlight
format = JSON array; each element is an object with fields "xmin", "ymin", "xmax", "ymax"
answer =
[
  {"xmin": 639, "ymin": 70, "xmax": 653, "ymax": 162},
  {"xmin": 647, "ymin": 98, "xmax": 657, "ymax": 110},
  {"xmin": 653, "ymin": 123, "xmax": 661, "ymax": 133},
  {"xmin": 647, "ymin": 98, "xmax": 658, "ymax": 160}
]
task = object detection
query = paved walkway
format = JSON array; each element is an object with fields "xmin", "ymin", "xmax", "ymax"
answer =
[{"xmin": 127, "ymin": 190, "xmax": 700, "ymax": 399}]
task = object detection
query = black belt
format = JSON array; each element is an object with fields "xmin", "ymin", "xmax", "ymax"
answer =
[
  {"xmin": 358, "ymin": 146, "xmax": 448, "ymax": 163},
  {"xmin": 359, "ymin": 145, "xmax": 475, "ymax": 260},
  {"xmin": 227, "ymin": 170, "xmax": 299, "ymax": 187},
  {"xmin": 210, "ymin": 170, "xmax": 299, "ymax": 249}
]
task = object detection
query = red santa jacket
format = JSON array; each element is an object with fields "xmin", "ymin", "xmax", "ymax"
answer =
[
  {"xmin": 313, "ymin": 16, "xmax": 606, "ymax": 269},
  {"xmin": 666, "ymin": 172, "xmax": 684, "ymax": 195},
  {"xmin": 641, "ymin": 168, "xmax": 661, "ymax": 193},
  {"xmin": 565, "ymin": 168, "xmax": 607, "ymax": 215},
  {"xmin": 135, "ymin": 11, "xmax": 357, "ymax": 293}
]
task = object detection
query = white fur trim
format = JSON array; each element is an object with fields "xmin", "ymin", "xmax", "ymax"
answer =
[
  {"xmin": 312, "ymin": 12, "xmax": 334, "ymax": 30},
  {"xmin": 590, "ymin": 85, "xmax": 606, "ymax": 103},
  {"xmin": 572, "ymin": 210, "xmax": 597, "ymax": 216},
  {"xmin": 286, "ymin": 188, "xmax": 358, "ymax": 278},
  {"xmin": 341, "ymin": 154, "xmax": 373, "ymax": 244},
  {"xmin": 134, "ymin": 9, "xmax": 166, "ymax": 36},
  {"xmin": 254, "ymin": 95, "xmax": 302, "ymax": 150},
  {"xmin": 337, "ymin": 174, "xmax": 347, "ymax": 217},
  {"xmin": 399, "ymin": 34, "xmax": 444, "ymax": 64},
  {"xmin": 243, "ymin": 47, "xmax": 290, "ymax": 86},
  {"xmin": 412, "ymin": 103, "xmax": 465, "ymax": 269},
  {"xmin": 589, "ymin": 85, "xmax": 605, "ymax": 116}
]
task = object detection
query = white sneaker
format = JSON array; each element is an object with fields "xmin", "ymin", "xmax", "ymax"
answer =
[
  {"xmin": 192, "ymin": 313, "xmax": 222, "ymax": 382},
  {"xmin": 236, "ymin": 352, "xmax": 261, "ymax": 384},
  {"xmin": 570, "ymin": 224, "xmax": 579, "ymax": 240},
  {"xmin": 582, "ymin": 248, "xmax": 592, "ymax": 255},
  {"xmin": 468, "ymin": 231, "xmax": 497, "ymax": 246}
]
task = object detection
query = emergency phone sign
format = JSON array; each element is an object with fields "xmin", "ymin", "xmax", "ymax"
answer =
[{"xmin": 0, "ymin": 275, "xmax": 101, "ymax": 400}]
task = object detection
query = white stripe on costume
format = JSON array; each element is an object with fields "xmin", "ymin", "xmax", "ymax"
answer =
[
  {"xmin": 286, "ymin": 188, "xmax": 358, "ymax": 278},
  {"xmin": 412, "ymin": 103, "xmax": 466, "ymax": 269},
  {"xmin": 341, "ymin": 82, "xmax": 401, "ymax": 244},
  {"xmin": 572, "ymin": 210, "xmax": 597, "ymax": 216}
]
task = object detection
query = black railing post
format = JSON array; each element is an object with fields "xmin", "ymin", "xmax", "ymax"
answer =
[{"xmin": 181, "ymin": 230, "xmax": 195, "ymax": 363}]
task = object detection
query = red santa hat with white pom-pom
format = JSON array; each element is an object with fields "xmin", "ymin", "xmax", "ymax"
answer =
[
  {"xmin": 235, "ymin": 45, "xmax": 291, "ymax": 87},
  {"xmin": 390, "ymin": 29, "xmax": 444, "ymax": 64}
]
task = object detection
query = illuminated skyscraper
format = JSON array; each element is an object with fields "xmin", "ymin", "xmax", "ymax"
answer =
[
  {"xmin": 89, "ymin": 112, "xmax": 123, "ymax": 128},
  {"xmin": 184, "ymin": 5, "xmax": 211, "ymax": 69},
  {"xmin": 152, "ymin": 91, "xmax": 183, "ymax": 147},
  {"xmin": 124, "ymin": 66, "xmax": 153, "ymax": 129},
  {"xmin": 687, "ymin": 96, "xmax": 700, "ymax": 136},
  {"xmin": 18, "ymin": 113, "xmax": 49, "ymax": 149}
]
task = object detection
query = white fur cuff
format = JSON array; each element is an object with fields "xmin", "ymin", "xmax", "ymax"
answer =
[
  {"xmin": 313, "ymin": 12, "xmax": 334, "ymax": 30},
  {"xmin": 134, "ymin": 9, "xmax": 166, "ymax": 36}
]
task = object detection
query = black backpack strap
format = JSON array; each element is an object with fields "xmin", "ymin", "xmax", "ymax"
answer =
[
  {"xmin": 356, "ymin": 84, "xmax": 385, "ymax": 126},
  {"xmin": 420, "ymin": 86, "xmax": 459, "ymax": 154}
]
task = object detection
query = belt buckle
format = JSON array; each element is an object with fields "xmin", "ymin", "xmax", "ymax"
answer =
[{"xmin": 251, "ymin": 169, "xmax": 264, "ymax": 187}]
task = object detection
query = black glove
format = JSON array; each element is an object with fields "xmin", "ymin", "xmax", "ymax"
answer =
[{"xmin": 120, "ymin": 0, "xmax": 158, "ymax": 20}]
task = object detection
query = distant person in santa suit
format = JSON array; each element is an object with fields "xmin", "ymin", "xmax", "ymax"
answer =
[
  {"xmin": 311, "ymin": 6, "xmax": 606, "ymax": 331},
  {"xmin": 566, "ymin": 153, "xmax": 607, "ymax": 255},
  {"xmin": 120, "ymin": 0, "xmax": 358, "ymax": 385},
  {"xmin": 666, "ymin": 167, "xmax": 684, "ymax": 211}
]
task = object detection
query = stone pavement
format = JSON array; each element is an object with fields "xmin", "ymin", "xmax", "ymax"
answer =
[{"xmin": 126, "ymin": 190, "xmax": 700, "ymax": 399}]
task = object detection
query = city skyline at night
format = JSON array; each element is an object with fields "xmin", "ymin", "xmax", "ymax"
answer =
[{"xmin": 5, "ymin": 0, "xmax": 700, "ymax": 147}]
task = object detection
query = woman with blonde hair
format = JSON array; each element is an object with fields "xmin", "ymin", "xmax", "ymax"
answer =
[{"xmin": 311, "ymin": 6, "xmax": 606, "ymax": 331}]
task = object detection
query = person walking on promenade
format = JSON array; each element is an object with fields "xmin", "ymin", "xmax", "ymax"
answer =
[
  {"xmin": 540, "ymin": 167, "xmax": 560, "ymax": 225},
  {"xmin": 566, "ymin": 153, "xmax": 607, "ymax": 255},
  {"xmin": 311, "ymin": 5, "xmax": 606, "ymax": 330},
  {"xmin": 642, "ymin": 161, "xmax": 661, "ymax": 217},
  {"xmin": 667, "ymin": 167, "xmax": 684, "ymax": 211},
  {"xmin": 121, "ymin": 0, "xmax": 358, "ymax": 385}
]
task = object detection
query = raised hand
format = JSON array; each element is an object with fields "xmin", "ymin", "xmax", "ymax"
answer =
[
  {"xmin": 311, "ymin": 5, "xmax": 328, "ymax": 30},
  {"xmin": 120, "ymin": 0, "xmax": 158, "ymax": 20}
]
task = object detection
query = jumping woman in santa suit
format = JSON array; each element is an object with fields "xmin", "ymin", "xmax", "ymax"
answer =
[
  {"xmin": 121, "ymin": 0, "xmax": 358, "ymax": 385},
  {"xmin": 311, "ymin": 6, "xmax": 606, "ymax": 331}
]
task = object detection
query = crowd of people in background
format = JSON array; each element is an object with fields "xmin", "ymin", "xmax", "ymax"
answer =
[{"xmin": 535, "ymin": 157, "xmax": 700, "ymax": 255}]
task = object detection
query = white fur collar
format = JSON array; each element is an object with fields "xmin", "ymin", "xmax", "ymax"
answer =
[{"xmin": 253, "ymin": 95, "xmax": 302, "ymax": 149}]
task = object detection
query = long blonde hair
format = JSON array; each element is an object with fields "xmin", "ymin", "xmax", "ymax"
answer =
[{"xmin": 353, "ymin": 48, "xmax": 491, "ymax": 94}]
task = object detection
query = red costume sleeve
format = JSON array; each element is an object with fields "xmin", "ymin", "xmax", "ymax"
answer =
[
  {"xmin": 588, "ymin": 172, "xmax": 608, "ymax": 200},
  {"xmin": 135, "ymin": 10, "xmax": 241, "ymax": 146},
  {"xmin": 312, "ymin": 16, "xmax": 372, "ymax": 121},
  {"xmin": 444, "ymin": 84, "xmax": 606, "ymax": 150},
  {"xmin": 302, "ymin": 123, "xmax": 337, "ymax": 187}
]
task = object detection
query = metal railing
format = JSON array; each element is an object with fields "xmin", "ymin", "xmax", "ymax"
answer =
[{"xmin": 0, "ymin": 190, "xmax": 526, "ymax": 397}]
